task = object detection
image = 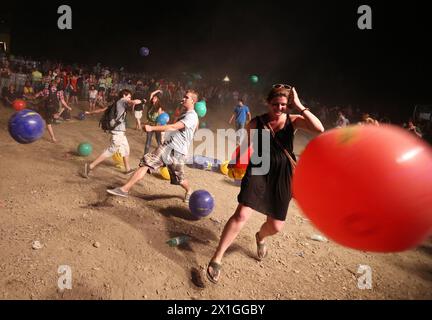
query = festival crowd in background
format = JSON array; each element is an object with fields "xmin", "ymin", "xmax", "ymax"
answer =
[{"xmin": 1, "ymin": 53, "xmax": 431, "ymax": 144}]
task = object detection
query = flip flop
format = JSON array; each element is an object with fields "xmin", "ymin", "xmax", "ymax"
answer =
[
  {"xmin": 206, "ymin": 261, "xmax": 222, "ymax": 284},
  {"xmin": 256, "ymin": 232, "xmax": 268, "ymax": 261}
]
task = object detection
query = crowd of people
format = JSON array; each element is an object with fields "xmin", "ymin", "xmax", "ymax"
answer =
[
  {"xmin": 2, "ymin": 53, "xmax": 431, "ymax": 145},
  {"xmin": 1, "ymin": 51, "xmax": 431, "ymax": 286},
  {"xmin": 2, "ymin": 53, "xmax": 432, "ymax": 148}
]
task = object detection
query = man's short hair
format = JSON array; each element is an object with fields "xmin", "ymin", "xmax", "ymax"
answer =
[{"xmin": 186, "ymin": 90, "xmax": 198, "ymax": 103}]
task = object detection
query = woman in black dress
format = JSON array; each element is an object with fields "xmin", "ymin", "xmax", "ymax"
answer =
[{"xmin": 207, "ymin": 85, "xmax": 324, "ymax": 284}]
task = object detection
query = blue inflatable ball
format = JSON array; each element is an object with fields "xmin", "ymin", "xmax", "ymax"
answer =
[
  {"xmin": 78, "ymin": 112, "xmax": 86, "ymax": 120},
  {"xmin": 8, "ymin": 109, "xmax": 45, "ymax": 144},
  {"xmin": 189, "ymin": 190, "xmax": 215, "ymax": 218},
  {"xmin": 157, "ymin": 112, "xmax": 170, "ymax": 125},
  {"xmin": 139, "ymin": 47, "xmax": 150, "ymax": 57}
]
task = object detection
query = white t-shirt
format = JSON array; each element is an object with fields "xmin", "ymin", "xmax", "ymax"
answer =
[
  {"xmin": 164, "ymin": 110, "xmax": 198, "ymax": 155},
  {"xmin": 89, "ymin": 90, "xmax": 98, "ymax": 99}
]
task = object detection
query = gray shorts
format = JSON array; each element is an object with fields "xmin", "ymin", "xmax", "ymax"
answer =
[{"xmin": 139, "ymin": 145, "xmax": 186, "ymax": 185}]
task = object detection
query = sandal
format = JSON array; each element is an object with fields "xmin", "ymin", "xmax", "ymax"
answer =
[
  {"xmin": 256, "ymin": 232, "xmax": 268, "ymax": 260},
  {"xmin": 206, "ymin": 261, "xmax": 222, "ymax": 284}
]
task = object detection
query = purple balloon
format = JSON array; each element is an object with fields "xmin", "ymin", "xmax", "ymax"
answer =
[
  {"xmin": 8, "ymin": 109, "xmax": 45, "ymax": 144},
  {"xmin": 189, "ymin": 190, "xmax": 214, "ymax": 218},
  {"xmin": 139, "ymin": 47, "xmax": 150, "ymax": 57}
]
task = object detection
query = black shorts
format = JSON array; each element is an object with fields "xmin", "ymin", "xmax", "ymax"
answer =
[{"xmin": 41, "ymin": 106, "xmax": 57, "ymax": 125}]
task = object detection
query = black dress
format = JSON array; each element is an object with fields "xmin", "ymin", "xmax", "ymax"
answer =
[{"xmin": 238, "ymin": 115, "xmax": 296, "ymax": 221}]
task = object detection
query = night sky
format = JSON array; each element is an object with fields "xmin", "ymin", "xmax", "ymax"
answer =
[{"xmin": 1, "ymin": 0, "xmax": 431, "ymax": 118}]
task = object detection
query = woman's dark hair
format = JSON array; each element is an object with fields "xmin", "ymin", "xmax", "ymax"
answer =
[
  {"xmin": 152, "ymin": 98, "xmax": 164, "ymax": 110},
  {"xmin": 118, "ymin": 89, "xmax": 132, "ymax": 99},
  {"xmin": 266, "ymin": 87, "xmax": 292, "ymax": 103}
]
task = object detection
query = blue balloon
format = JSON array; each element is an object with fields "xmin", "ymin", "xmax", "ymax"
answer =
[
  {"xmin": 157, "ymin": 112, "xmax": 170, "ymax": 125},
  {"xmin": 189, "ymin": 190, "xmax": 214, "ymax": 218},
  {"xmin": 139, "ymin": 47, "xmax": 150, "ymax": 57},
  {"xmin": 8, "ymin": 109, "xmax": 45, "ymax": 144}
]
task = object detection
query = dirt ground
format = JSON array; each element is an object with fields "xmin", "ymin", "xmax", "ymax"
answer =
[{"xmin": 0, "ymin": 102, "xmax": 431, "ymax": 300}]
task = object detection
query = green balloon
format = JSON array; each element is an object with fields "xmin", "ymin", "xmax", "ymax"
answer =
[
  {"xmin": 77, "ymin": 142, "xmax": 93, "ymax": 157},
  {"xmin": 250, "ymin": 75, "xmax": 259, "ymax": 84},
  {"xmin": 199, "ymin": 121, "xmax": 207, "ymax": 129},
  {"xmin": 195, "ymin": 101, "xmax": 207, "ymax": 118}
]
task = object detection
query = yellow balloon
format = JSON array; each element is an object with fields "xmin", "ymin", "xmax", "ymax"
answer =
[
  {"xmin": 228, "ymin": 167, "xmax": 246, "ymax": 180},
  {"xmin": 112, "ymin": 152, "xmax": 124, "ymax": 167},
  {"xmin": 220, "ymin": 160, "xmax": 229, "ymax": 175},
  {"xmin": 160, "ymin": 166, "xmax": 171, "ymax": 180}
]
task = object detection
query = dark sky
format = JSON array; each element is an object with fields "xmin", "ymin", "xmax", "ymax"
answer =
[{"xmin": 1, "ymin": 0, "xmax": 431, "ymax": 118}]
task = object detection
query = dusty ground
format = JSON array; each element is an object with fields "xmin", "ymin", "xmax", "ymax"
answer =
[{"xmin": 0, "ymin": 102, "xmax": 431, "ymax": 300}]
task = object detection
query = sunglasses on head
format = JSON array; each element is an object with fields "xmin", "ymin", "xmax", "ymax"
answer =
[{"xmin": 272, "ymin": 84, "xmax": 292, "ymax": 89}]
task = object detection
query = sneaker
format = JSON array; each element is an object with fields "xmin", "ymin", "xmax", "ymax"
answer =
[
  {"xmin": 106, "ymin": 187, "xmax": 129, "ymax": 198},
  {"xmin": 184, "ymin": 190, "xmax": 193, "ymax": 203},
  {"xmin": 124, "ymin": 168, "xmax": 136, "ymax": 176},
  {"xmin": 81, "ymin": 163, "xmax": 91, "ymax": 179}
]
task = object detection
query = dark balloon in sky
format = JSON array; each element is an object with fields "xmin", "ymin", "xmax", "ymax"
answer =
[{"xmin": 139, "ymin": 47, "xmax": 150, "ymax": 57}]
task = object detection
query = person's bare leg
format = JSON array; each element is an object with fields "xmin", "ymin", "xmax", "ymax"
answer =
[
  {"xmin": 211, "ymin": 205, "xmax": 253, "ymax": 264},
  {"xmin": 46, "ymin": 124, "xmax": 57, "ymax": 143},
  {"xmin": 122, "ymin": 156, "xmax": 131, "ymax": 172},
  {"xmin": 89, "ymin": 153, "xmax": 110, "ymax": 170},
  {"xmin": 254, "ymin": 217, "xmax": 285, "ymax": 259},
  {"xmin": 179, "ymin": 179, "xmax": 192, "ymax": 194},
  {"xmin": 119, "ymin": 166, "xmax": 149, "ymax": 192},
  {"xmin": 257, "ymin": 216, "xmax": 285, "ymax": 241}
]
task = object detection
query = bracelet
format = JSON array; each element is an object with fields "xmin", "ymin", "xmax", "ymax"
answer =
[{"xmin": 300, "ymin": 108, "xmax": 310, "ymax": 115}]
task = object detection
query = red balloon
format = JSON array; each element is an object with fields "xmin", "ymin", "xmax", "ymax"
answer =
[
  {"xmin": 12, "ymin": 99, "xmax": 27, "ymax": 111},
  {"xmin": 230, "ymin": 145, "xmax": 254, "ymax": 170},
  {"xmin": 293, "ymin": 125, "xmax": 432, "ymax": 252}
]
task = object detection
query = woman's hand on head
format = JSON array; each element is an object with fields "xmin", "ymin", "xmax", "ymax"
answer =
[{"xmin": 290, "ymin": 87, "xmax": 303, "ymax": 110}]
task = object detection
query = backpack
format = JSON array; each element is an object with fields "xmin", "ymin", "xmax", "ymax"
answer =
[{"xmin": 99, "ymin": 100, "xmax": 126, "ymax": 132}]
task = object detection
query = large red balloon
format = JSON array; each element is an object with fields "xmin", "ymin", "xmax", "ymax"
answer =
[
  {"xmin": 12, "ymin": 99, "xmax": 27, "ymax": 111},
  {"xmin": 293, "ymin": 125, "xmax": 432, "ymax": 252}
]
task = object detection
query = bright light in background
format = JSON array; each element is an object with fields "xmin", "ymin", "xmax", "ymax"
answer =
[
  {"xmin": 223, "ymin": 75, "xmax": 230, "ymax": 82},
  {"xmin": 396, "ymin": 147, "xmax": 424, "ymax": 164}
]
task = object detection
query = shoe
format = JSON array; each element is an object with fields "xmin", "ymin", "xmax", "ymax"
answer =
[
  {"xmin": 184, "ymin": 190, "xmax": 193, "ymax": 203},
  {"xmin": 206, "ymin": 261, "xmax": 222, "ymax": 284},
  {"xmin": 255, "ymin": 232, "xmax": 268, "ymax": 261},
  {"xmin": 106, "ymin": 187, "xmax": 129, "ymax": 198},
  {"xmin": 81, "ymin": 163, "xmax": 91, "ymax": 179}
]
